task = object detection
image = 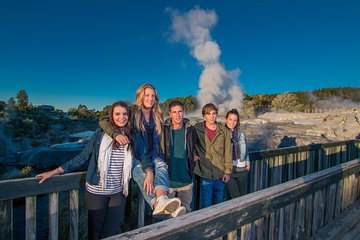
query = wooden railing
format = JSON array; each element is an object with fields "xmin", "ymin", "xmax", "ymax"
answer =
[
  {"xmin": 0, "ymin": 139, "xmax": 359, "ymax": 239},
  {"xmin": 0, "ymin": 172, "xmax": 86, "ymax": 240},
  {"xmin": 112, "ymin": 158, "xmax": 360, "ymax": 239},
  {"xmin": 248, "ymin": 140, "xmax": 360, "ymax": 192}
]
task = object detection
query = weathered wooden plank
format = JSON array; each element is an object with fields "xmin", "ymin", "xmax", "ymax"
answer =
[
  {"xmin": 268, "ymin": 212, "xmax": 276, "ymax": 240},
  {"xmin": 49, "ymin": 192, "xmax": 58, "ymax": 240},
  {"xmin": 278, "ymin": 208, "xmax": 284, "ymax": 240},
  {"xmin": 0, "ymin": 199, "xmax": 12, "ymax": 240},
  {"xmin": 240, "ymin": 223, "xmax": 251, "ymax": 240},
  {"xmin": 70, "ymin": 189, "xmax": 78, "ymax": 240},
  {"xmin": 226, "ymin": 230, "xmax": 237, "ymax": 240},
  {"xmin": 284, "ymin": 203, "xmax": 294, "ymax": 240},
  {"xmin": 309, "ymin": 199, "xmax": 360, "ymax": 240},
  {"xmin": 253, "ymin": 157, "xmax": 260, "ymax": 192},
  {"xmin": 324, "ymin": 183, "xmax": 336, "ymax": 224},
  {"xmin": 254, "ymin": 217, "xmax": 264, "ymax": 240},
  {"xmin": 343, "ymin": 175, "xmax": 349, "ymax": 208},
  {"xmin": 312, "ymin": 189, "xmax": 325, "ymax": 235},
  {"xmin": 259, "ymin": 157, "xmax": 266, "ymax": 191},
  {"xmin": 334, "ymin": 179, "xmax": 343, "ymax": 218},
  {"xmin": 26, "ymin": 196, "xmax": 36, "ymax": 240},
  {"xmin": 294, "ymin": 198, "xmax": 305, "ymax": 240},
  {"xmin": 305, "ymin": 194, "xmax": 313, "ymax": 239},
  {"xmin": 0, "ymin": 172, "xmax": 86, "ymax": 201}
]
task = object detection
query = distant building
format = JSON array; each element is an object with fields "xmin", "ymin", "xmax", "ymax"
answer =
[{"xmin": 34, "ymin": 105, "xmax": 55, "ymax": 112}]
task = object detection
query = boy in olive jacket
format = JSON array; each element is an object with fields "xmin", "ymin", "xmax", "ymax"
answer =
[{"xmin": 193, "ymin": 103, "xmax": 232, "ymax": 208}]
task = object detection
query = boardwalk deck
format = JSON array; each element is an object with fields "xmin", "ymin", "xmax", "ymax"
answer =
[{"xmin": 310, "ymin": 199, "xmax": 360, "ymax": 240}]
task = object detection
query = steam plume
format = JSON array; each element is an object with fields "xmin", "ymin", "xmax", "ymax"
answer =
[{"xmin": 167, "ymin": 6, "xmax": 243, "ymax": 113}]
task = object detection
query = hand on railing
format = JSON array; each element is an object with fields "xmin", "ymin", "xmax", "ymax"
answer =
[{"xmin": 36, "ymin": 167, "xmax": 64, "ymax": 184}]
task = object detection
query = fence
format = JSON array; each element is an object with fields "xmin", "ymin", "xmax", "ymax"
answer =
[
  {"xmin": 112, "ymin": 158, "xmax": 360, "ymax": 239},
  {"xmin": 0, "ymin": 140, "xmax": 359, "ymax": 239}
]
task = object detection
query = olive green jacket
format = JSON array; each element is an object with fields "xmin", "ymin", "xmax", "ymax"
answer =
[{"xmin": 193, "ymin": 122, "xmax": 232, "ymax": 180}]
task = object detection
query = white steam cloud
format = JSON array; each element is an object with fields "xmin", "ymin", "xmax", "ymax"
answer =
[{"xmin": 167, "ymin": 6, "xmax": 244, "ymax": 113}]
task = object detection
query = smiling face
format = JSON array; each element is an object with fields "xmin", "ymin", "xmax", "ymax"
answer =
[
  {"xmin": 112, "ymin": 105, "xmax": 129, "ymax": 128},
  {"xmin": 143, "ymin": 88, "xmax": 156, "ymax": 109},
  {"xmin": 204, "ymin": 110, "xmax": 217, "ymax": 124},
  {"xmin": 226, "ymin": 113, "xmax": 239, "ymax": 131},
  {"xmin": 169, "ymin": 105, "xmax": 184, "ymax": 126}
]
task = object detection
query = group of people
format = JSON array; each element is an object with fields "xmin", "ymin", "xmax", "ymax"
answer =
[{"xmin": 36, "ymin": 83, "xmax": 250, "ymax": 239}]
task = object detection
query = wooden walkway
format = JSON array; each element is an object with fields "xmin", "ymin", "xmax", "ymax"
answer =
[{"xmin": 310, "ymin": 200, "xmax": 360, "ymax": 240}]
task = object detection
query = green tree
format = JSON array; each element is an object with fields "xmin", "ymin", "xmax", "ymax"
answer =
[
  {"xmin": 7, "ymin": 97, "xmax": 16, "ymax": 108},
  {"xmin": 271, "ymin": 92, "xmax": 305, "ymax": 112},
  {"xmin": 16, "ymin": 90, "xmax": 29, "ymax": 111},
  {"xmin": 0, "ymin": 100, "xmax": 5, "ymax": 112}
]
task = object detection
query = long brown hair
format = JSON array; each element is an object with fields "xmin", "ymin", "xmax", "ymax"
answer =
[{"xmin": 134, "ymin": 83, "xmax": 163, "ymax": 134}]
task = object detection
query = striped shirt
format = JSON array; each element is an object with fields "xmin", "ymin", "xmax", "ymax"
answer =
[{"xmin": 86, "ymin": 143, "xmax": 124, "ymax": 195}]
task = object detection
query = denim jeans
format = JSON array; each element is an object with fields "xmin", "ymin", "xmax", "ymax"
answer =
[
  {"xmin": 132, "ymin": 157, "xmax": 170, "ymax": 208},
  {"xmin": 200, "ymin": 178, "xmax": 225, "ymax": 208}
]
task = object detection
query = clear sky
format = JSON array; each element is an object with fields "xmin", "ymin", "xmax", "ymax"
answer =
[{"xmin": 1, "ymin": 0, "xmax": 359, "ymax": 111}]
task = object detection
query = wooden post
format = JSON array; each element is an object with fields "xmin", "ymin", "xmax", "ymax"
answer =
[
  {"xmin": 26, "ymin": 196, "xmax": 36, "ymax": 240},
  {"xmin": 0, "ymin": 200, "xmax": 13, "ymax": 240},
  {"xmin": 70, "ymin": 189, "xmax": 78, "ymax": 240},
  {"xmin": 49, "ymin": 192, "xmax": 59, "ymax": 240}
]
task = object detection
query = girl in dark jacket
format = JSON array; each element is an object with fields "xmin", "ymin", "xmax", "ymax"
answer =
[{"xmin": 37, "ymin": 101, "xmax": 133, "ymax": 239}]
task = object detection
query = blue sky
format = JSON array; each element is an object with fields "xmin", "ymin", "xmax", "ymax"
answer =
[{"xmin": 1, "ymin": 0, "xmax": 359, "ymax": 111}]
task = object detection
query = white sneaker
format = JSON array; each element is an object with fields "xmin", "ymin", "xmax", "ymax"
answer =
[
  {"xmin": 153, "ymin": 196, "xmax": 181, "ymax": 215},
  {"xmin": 167, "ymin": 206, "xmax": 186, "ymax": 217}
]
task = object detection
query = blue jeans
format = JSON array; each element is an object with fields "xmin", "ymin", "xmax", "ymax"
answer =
[
  {"xmin": 132, "ymin": 157, "xmax": 170, "ymax": 208},
  {"xmin": 200, "ymin": 178, "xmax": 225, "ymax": 208}
]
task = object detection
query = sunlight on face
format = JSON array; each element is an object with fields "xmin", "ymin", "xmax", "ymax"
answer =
[
  {"xmin": 143, "ymin": 88, "xmax": 155, "ymax": 109},
  {"xmin": 226, "ymin": 113, "xmax": 238, "ymax": 131},
  {"xmin": 113, "ymin": 106, "xmax": 128, "ymax": 128},
  {"xmin": 169, "ymin": 105, "xmax": 184, "ymax": 126},
  {"xmin": 204, "ymin": 110, "xmax": 217, "ymax": 124}
]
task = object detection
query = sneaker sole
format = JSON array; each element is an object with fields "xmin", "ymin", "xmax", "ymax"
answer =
[
  {"xmin": 170, "ymin": 206, "xmax": 186, "ymax": 217},
  {"xmin": 153, "ymin": 198, "xmax": 181, "ymax": 215}
]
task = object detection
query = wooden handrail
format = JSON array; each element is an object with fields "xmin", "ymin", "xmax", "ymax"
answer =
[
  {"xmin": 0, "ymin": 139, "xmax": 359, "ymax": 239},
  {"xmin": 110, "ymin": 159, "xmax": 360, "ymax": 240}
]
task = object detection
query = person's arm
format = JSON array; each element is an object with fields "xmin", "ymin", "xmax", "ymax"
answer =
[
  {"xmin": 223, "ymin": 127, "xmax": 233, "ymax": 176},
  {"xmin": 243, "ymin": 132, "xmax": 250, "ymax": 171},
  {"xmin": 36, "ymin": 130, "xmax": 99, "ymax": 184},
  {"xmin": 239, "ymin": 130, "xmax": 250, "ymax": 170}
]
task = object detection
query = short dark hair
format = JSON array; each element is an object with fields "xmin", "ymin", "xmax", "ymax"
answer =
[
  {"xmin": 169, "ymin": 100, "xmax": 184, "ymax": 111},
  {"xmin": 202, "ymin": 103, "xmax": 218, "ymax": 116}
]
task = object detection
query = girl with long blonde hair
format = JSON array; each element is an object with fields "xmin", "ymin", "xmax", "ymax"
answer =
[{"xmin": 100, "ymin": 84, "xmax": 184, "ymax": 218}]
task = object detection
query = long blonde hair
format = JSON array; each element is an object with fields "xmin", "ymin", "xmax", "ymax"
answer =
[{"xmin": 134, "ymin": 83, "xmax": 163, "ymax": 134}]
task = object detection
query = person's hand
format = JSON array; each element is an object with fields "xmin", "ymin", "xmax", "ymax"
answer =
[
  {"xmin": 194, "ymin": 155, "xmax": 200, "ymax": 161},
  {"xmin": 36, "ymin": 168, "xmax": 62, "ymax": 184},
  {"xmin": 144, "ymin": 170, "xmax": 154, "ymax": 195},
  {"xmin": 246, "ymin": 163, "xmax": 250, "ymax": 171},
  {"xmin": 222, "ymin": 174, "xmax": 230, "ymax": 183},
  {"xmin": 115, "ymin": 134, "xmax": 130, "ymax": 145}
]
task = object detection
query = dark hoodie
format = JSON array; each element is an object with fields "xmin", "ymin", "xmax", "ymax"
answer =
[{"xmin": 160, "ymin": 118, "xmax": 196, "ymax": 179}]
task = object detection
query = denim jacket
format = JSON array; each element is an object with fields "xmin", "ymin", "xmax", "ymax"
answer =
[
  {"xmin": 132, "ymin": 129, "xmax": 162, "ymax": 172},
  {"xmin": 233, "ymin": 129, "xmax": 250, "ymax": 165},
  {"xmin": 60, "ymin": 128, "xmax": 103, "ymax": 185}
]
